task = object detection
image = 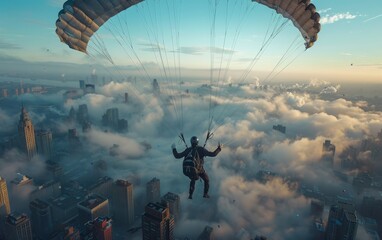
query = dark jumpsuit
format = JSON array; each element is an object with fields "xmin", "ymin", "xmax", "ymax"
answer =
[{"xmin": 173, "ymin": 145, "xmax": 221, "ymax": 196}]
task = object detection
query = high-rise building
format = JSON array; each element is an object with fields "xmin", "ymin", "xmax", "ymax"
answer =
[
  {"xmin": 88, "ymin": 176, "xmax": 113, "ymax": 200},
  {"xmin": 5, "ymin": 212, "xmax": 33, "ymax": 240},
  {"xmin": 77, "ymin": 194, "xmax": 109, "ymax": 224},
  {"xmin": 84, "ymin": 217, "xmax": 112, "ymax": 240},
  {"xmin": 142, "ymin": 201, "xmax": 175, "ymax": 240},
  {"xmin": 18, "ymin": 106, "xmax": 36, "ymax": 160},
  {"xmin": 0, "ymin": 177, "xmax": 11, "ymax": 215},
  {"xmin": 79, "ymin": 80, "xmax": 85, "ymax": 89},
  {"xmin": 325, "ymin": 201, "xmax": 358, "ymax": 240},
  {"xmin": 2, "ymin": 88, "xmax": 8, "ymax": 98},
  {"xmin": 310, "ymin": 200, "xmax": 324, "ymax": 219},
  {"xmin": 322, "ymin": 140, "xmax": 336, "ymax": 166},
  {"xmin": 102, "ymin": 108, "xmax": 119, "ymax": 130},
  {"xmin": 112, "ymin": 179, "xmax": 134, "ymax": 227},
  {"xmin": 29, "ymin": 199, "xmax": 53, "ymax": 239},
  {"xmin": 152, "ymin": 79, "xmax": 160, "ymax": 95},
  {"xmin": 50, "ymin": 226, "xmax": 81, "ymax": 240},
  {"xmin": 84, "ymin": 84, "xmax": 95, "ymax": 94},
  {"xmin": 77, "ymin": 104, "xmax": 89, "ymax": 125},
  {"xmin": 124, "ymin": 92, "xmax": 128, "ymax": 103},
  {"xmin": 146, "ymin": 177, "xmax": 161, "ymax": 203},
  {"xmin": 162, "ymin": 192, "xmax": 180, "ymax": 223},
  {"xmin": 35, "ymin": 129, "xmax": 53, "ymax": 160},
  {"xmin": 197, "ymin": 226, "xmax": 214, "ymax": 240}
]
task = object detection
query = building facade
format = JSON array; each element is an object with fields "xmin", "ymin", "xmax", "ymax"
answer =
[
  {"xmin": 18, "ymin": 106, "xmax": 36, "ymax": 160},
  {"xmin": 112, "ymin": 179, "xmax": 134, "ymax": 227},
  {"xmin": 146, "ymin": 177, "xmax": 161, "ymax": 203},
  {"xmin": 142, "ymin": 201, "xmax": 174, "ymax": 240}
]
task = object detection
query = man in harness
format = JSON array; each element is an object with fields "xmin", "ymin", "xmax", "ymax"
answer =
[{"xmin": 172, "ymin": 136, "xmax": 221, "ymax": 199}]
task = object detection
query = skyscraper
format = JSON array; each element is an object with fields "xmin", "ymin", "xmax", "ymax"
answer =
[
  {"xmin": 146, "ymin": 177, "xmax": 161, "ymax": 203},
  {"xmin": 112, "ymin": 179, "xmax": 134, "ymax": 227},
  {"xmin": 325, "ymin": 201, "xmax": 358, "ymax": 240},
  {"xmin": 29, "ymin": 199, "xmax": 53, "ymax": 239},
  {"xmin": 5, "ymin": 212, "xmax": 33, "ymax": 240},
  {"xmin": 84, "ymin": 217, "xmax": 112, "ymax": 240},
  {"xmin": 0, "ymin": 177, "xmax": 11, "ymax": 215},
  {"xmin": 77, "ymin": 194, "xmax": 109, "ymax": 224},
  {"xmin": 142, "ymin": 201, "xmax": 175, "ymax": 240},
  {"xmin": 102, "ymin": 108, "xmax": 119, "ymax": 130},
  {"xmin": 162, "ymin": 192, "xmax": 180, "ymax": 223},
  {"xmin": 77, "ymin": 104, "xmax": 89, "ymax": 125},
  {"xmin": 18, "ymin": 106, "xmax": 36, "ymax": 160},
  {"xmin": 322, "ymin": 140, "xmax": 336, "ymax": 166},
  {"xmin": 35, "ymin": 129, "xmax": 53, "ymax": 160},
  {"xmin": 197, "ymin": 226, "xmax": 214, "ymax": 240}
]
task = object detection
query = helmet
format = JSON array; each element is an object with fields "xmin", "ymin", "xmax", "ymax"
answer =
[{"xmin": 190, "ymin": 136, "xmax": 199, "ymax": 146}]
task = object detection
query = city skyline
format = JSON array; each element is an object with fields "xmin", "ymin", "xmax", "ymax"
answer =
[{"xmin": 0, "ymin": 0, "xmax": 382, "ymax": 239}]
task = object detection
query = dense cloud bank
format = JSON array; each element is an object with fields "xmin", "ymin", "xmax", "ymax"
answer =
[{"xmin": 1, "ymin": 79, "xmax": 381, "ymax": 239}]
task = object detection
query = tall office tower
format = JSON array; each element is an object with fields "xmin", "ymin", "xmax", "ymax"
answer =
[
  {"xmin": 77, "ymin": 104, "xmax": 89, "ymax": 125},
  {"xmin": 35, "ymin": 129, "xmax": 53, "ymax": 160},
  {"xmin": 142, "ymin": 201, "xmax": 175, "ymax": 240},
  {"xmin": 310, "ymin": 200, "xmax": 324, "ymax": 219},
  {"xmin": 50, "ymin": 226, "xmax": 81, "ymax": 240},
  {"xmin": 146, "ymin": 177, "xmax": 161, "ymax": 203},
  {"xmin": 197, "ymin": 226, "xmax": 214, "ymax": 240},
  {"xmin": 84, "ymin": 84, "xmax": 96, "ymax": 94},
  {"xmin": 0, "ymin": 177, "xmax": 11, "ymax": 215},
  {"xmin": 124, "ymin": 92, "xmax": 128, "ymax": 103},
  {"xmin": 2, "ymin": 88, "xmax": 8, "ymax": 98},
  {"xmin": 84, "ymin": 217, "xmax": 112, "ymax": 240},
  {"xmin": 5, "ymin": 212, "xmax": 33, "ymax": 240},
  {"xmin": 18, "ymin": 106, "xmax": 36, "ymax": 160},
  {"xmin": 322, "ymin": 140, "xmax": 336, "ymax": 166},
  {"xmin": 79, "ymin": 80, "xmax": 85, "ymax": 89},
  {"xmin": 325, "ymin": 201, "xmax": 358, "ymax": 240},
  {"xmin": 102, "ymin": 108, "xmax": 119, "ymax": 130},
  {"xmin": 152, "ymin": 79, "xmax": 160, "ymax": 95},
  {"xmin": 162, "ymin": 192, "xmax": 180, "ymax": 223},
  {"xmin": 29, "ymin": 199, "xmax": 53, "ymax": 239},
  {"xmin": 68, "ymin": 106, "xmax": 77, "ymax": 123},
  {"xmin": 88, "ymin": 176, "xmax": 113, "ymax": 200},
  {"xmin": 112, "ymin": 179, "xmax": 134, "ymax": 227},
  {"xmin": 77, "ymin": 194, "xmax": 109, "ymax": 224}
]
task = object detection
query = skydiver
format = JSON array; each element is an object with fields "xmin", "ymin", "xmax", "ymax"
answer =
[{"xmin": 172, "ymin": 136, "xmax": 221, "ymax": 199}]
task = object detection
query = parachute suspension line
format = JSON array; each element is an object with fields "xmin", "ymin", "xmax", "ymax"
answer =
[
  {"xmin": 138, "ymin": 0, "xmax": 185, "ymax": 136},
  {"xmin": 207, "ymin": 10, "xmax": 291, "ymax": 140},
  {"xmin": 203, "ymin": 131, "xmax": 214, "ymax": 148},
  {"xmin": 208, "ymin": 1, "xmax": 255, "ymax": 135},
  {"xmin": 89, "ymin": 33, "xmax": 115, "ymax": 64},
  {"xmin": 179, "ymin": 133, "xmax": 188, "ymax": 148},
  {"xmin": 165, "ymin": 0, "xmax": 185, "ymax": 134},
  {"xmin": 206, "ymin": 0, "xmax": 222, "ymax": 147},
  {"xmin": 262, "ymin": 34, "xmax": 302, "ymax": 83}
]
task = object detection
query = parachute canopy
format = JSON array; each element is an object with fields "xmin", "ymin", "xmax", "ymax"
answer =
[
  {"xmin": 56, "ymin": 0, "xmax": 320, "ymax": 54},
  {"xmin": 253, "ymin": 0, "xmax": 321, "ymax": 48},
  {"xmin": 56, "ymin": 0, "xmax": 143, "ymax": 53}
]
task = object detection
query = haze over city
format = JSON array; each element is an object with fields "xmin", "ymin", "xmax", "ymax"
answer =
[{"xmin": 0, "ymin": 0, "xmax": 382, "ymax": 240}]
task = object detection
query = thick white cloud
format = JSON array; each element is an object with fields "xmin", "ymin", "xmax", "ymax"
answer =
[{"xmin": 1, "ymin": 79, "xmax": 382, "ymax": 239}]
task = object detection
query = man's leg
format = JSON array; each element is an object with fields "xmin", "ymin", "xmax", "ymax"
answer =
[
  {"xmin": 189, "ymin": 179, "xmax": 195, "ymax": 199},
  {"xmin": 199, "ymin": 171, "xmax": 210, "ymax": 198}
]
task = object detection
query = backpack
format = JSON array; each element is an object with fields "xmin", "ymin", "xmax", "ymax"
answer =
[{"xmin": 182, "ymin": 147, "xmax": 201, "ymax": 180}]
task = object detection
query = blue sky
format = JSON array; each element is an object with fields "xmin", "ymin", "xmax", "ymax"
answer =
[{"xmin": 0, "ymin": 0, "xmax": 381, "ymax": 83}]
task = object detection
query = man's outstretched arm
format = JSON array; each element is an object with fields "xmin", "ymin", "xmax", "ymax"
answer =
[
  {"xmin": 203, "ymin": 144, "xmax": 221, "ymax": 157},
  {"xmin": 172, "ymin": 144, "xmax": 188, "ymax": 159}
]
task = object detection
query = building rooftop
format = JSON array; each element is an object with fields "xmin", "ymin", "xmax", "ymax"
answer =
[
  {"xmin": 49, "ymin": 194, "xmax": 80, "ymax": 210},
  {"xmin": 78, "ymin": 194, "xmax": 107, "ymax": 210},
  {"xmin": 29, "ymin": 199, "xmax": 50, "ymax": 210},
  {"xmin": 6, "ymin": 212, "xmax": 29, "ymax": 225},
  {"xmin": 115, "ymin": 179, "xmax": 132, "ymax": 187},
  {"xmin": 11, "ymin": 173, "xmax": 32, "ymax": 185}
]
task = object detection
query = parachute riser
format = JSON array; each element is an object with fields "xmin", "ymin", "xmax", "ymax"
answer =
[{"xmin": 179, "ymin": 133, "xmax": 188, "ymax": 148}]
